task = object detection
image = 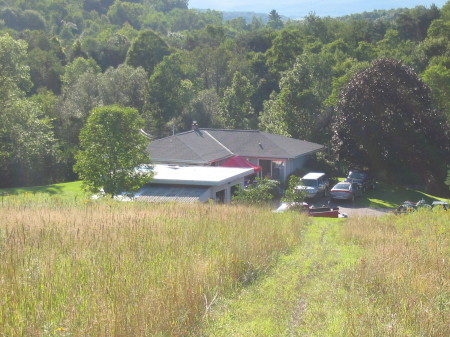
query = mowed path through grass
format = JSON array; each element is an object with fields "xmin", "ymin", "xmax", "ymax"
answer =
[
  {"xmin": 200, "ymin": 218, "xmax": 363, "ymax": 336},
  {"xmin": 200, "ymin": 211, "xmax": 449, "ymax": 337}
]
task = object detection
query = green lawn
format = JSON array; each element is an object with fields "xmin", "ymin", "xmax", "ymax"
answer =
[
  {"xmin": 332, "ymin": 180, "xmax": 449, "ymax": 208},
  {"xmin": 0, "ymin": 181, "xmax": 85, "ymax": 199},
  {"xmin": 356, "ymin": 182, "xmax": 448, "ymax": 208},
  {"xmin": 1, "ymin": 180, "xmax": 447, "ymax": 208}
]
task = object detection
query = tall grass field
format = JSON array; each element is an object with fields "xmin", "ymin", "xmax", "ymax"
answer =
[
  {"xmin": 0, "ymin": 194, "xmax": 305, "ymax": 336},
  {"xmin": 1, "ymin": 190, "xmax": 448, "ymax": 336},
  {"xmin": 340, "ymin": 210, "xmax": 449, "ymax": 336},
  {"xmin": 202, "ymin": 211, "xmax": 449, "ymax": 337}
]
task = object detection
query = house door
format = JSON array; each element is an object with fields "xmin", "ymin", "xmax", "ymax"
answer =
[{"xmin": 259, "ymin": 160, "xmax": 272, "ymax": 178}]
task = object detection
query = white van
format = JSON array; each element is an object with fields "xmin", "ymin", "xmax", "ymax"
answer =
[{"xmin": 296, "ymin": 172, "xmax": 329, "ymax": 199}]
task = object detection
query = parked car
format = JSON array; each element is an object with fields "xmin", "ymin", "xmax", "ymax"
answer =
[
  {"xmin": 295, "ymin": 172, "xmax": 329, "ymax": 199},
  {"xmin": 330, "ymin": 181, "xmax": 363, "ymax": 202},
  {"xmin": 345, "ymin": 170, "xmax": 376, "ymax": 191}
]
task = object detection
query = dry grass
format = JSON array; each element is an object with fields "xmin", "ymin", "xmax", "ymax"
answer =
[
  {"xmin": 0, "ymin": 194, "xmax": 306, "ymax": 336},
  {"xmin": 341, "ymin": 210, "xmax": 449, "ymax": 337}
]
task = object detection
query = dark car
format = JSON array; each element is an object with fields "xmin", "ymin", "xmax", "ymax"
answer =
[{"xmin": 345, "ymin": 170, "xmax": 376, "ymax": 191}]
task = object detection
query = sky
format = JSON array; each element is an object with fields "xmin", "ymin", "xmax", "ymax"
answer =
[{"xmin": 188, "ymin": 0, "xmax": 448, "ymax": 18}]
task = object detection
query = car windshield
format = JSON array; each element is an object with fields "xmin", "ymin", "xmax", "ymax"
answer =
[
  {"xmin": 302, "ymin": 179, "xmax": 317, "ymax": 187},
  {"xmin": 348, "ymin": 172, "xmax": 365, "ymax": 180},
  {"xmin": 334, "ymin": 183, "xmax": 350, "ymax": 190}
]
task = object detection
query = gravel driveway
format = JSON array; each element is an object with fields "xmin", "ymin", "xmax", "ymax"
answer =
[
  {"xmin": 335, "ymin": 206, "xmax": 393, "ymax": 217},
  {"xmin": 308, "ymin": 197, "xmax": 394, "ymax": 217}
]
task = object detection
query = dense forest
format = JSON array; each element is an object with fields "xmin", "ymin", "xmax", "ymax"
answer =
[{"xmin": 0, "ymin": 0, "xmax": 449, "ymax": 193}]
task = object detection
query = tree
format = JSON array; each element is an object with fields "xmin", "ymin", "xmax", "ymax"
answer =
[
  {"xmin": 259, "ymin": 52, "xmax": 333, "ymax": 142},
  {"xmin": 84, "ymin": 32, "xmax": 132, "ymax": 71},
  {"xmin": 446, "ymin": 167, "xmax": 450, "ymax": 191},
  {"xmin": 181, "ymin": 89, "xmax": 223, "ymax": 129},
  {"xmin": 27, "ymin": 47, "xmax": 64, "ymax": 94},
  {"xmin": 193, "ymin": 45, "xmax": 231, "ymax": 93},
  {"xmin": 265, "ymin": 28, "xmax": 304, "ymax": 75},
  {"xmin": 145, "ymin": 52, "xmax": 199, "ymax": 137},
  {"xmin": 421, "ymin": 63, "xmax": 450, "ymax": 120},
  {"xmin": 0, "ymin": 8, "xmax": 46, "ymax": 31},
  {"xmin": 62, "ymin": 57, "xmax": 101, "ymax": 88},
  {"xmin": 221, "ymin": 72, "xmax": 255, "ymax": 129},
  {"xmin": 167, "ymin": 8, "xmax": 205, "ymax": 32},
  {"xmin": 98, "ymin": 64, "xmax": 148, "ymax": 113},
  {"xmin": 0, "ymin": 34, "xmax": 59, "ymax": 187},
  {"xmin": 125, "ymin": 30, "xmax": 170, "ymax": 75},
  {"xmin": 107, "ymin": 0, "xmax": 147, "ymax": 29},
  {"xmin": 0, "ymin": 34, "xmax": 32, "ymax": 99},
  {"xmin": 302, "ymin": 13, "xmax": 333, "ymax": 43},
  {"xmin": 332, "ymin": 58, "xmax": 450, "ymax": 193},
  {"xmin": 376, "ymin": 29, "xmax": 415, "ymax": 62},
  {"xmin": 59, "ymin": 71, "xmax": 101, "ymax": 146},
  {"xmin": 395, "ymin": 5, "xmax": 440, "ymax": 42},
  {"xmin": 153, "ymin": 0, "xmax": 189, "ymax": 13},
  {"xmin": 74, "ymin": 105, "xmax": 152, "ymax": 197},
  {"xmin": 267, "ymin": 10, "xmax": 283, "ymax": 30}
]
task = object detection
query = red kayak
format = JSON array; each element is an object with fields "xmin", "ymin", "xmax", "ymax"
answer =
[{"xmin": 308, "ymin": 206, "xmax": 341, "ymax": 218}]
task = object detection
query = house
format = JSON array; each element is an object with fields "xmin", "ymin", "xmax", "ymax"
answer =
[
  {"xmin": 135, "ymin": 164, "xmax": 253, "ymax": 203},
  {"xmin": 147, "ymin": 127, "xmax": 324, "ymax": 183}
]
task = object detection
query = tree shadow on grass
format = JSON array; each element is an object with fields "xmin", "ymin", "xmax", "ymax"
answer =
[
  {"xmin": 0, "ymin": 185, "xmax": 63, "ymax": 196},
  {"xmin": 0, "ymin": 181, "xmax": 85, "ymax": 198},
  {"xmin": 356, "ymin": 182, "xmax": 443, "ymax": 208}
]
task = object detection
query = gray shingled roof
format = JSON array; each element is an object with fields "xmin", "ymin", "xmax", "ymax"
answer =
[
  {"xmin": 148, "ymin": 129, "xmax": 232, "ymax": 164},
  {"xmin": 147, "ymin": 129, "xmax": 323, "ymax": 163}
]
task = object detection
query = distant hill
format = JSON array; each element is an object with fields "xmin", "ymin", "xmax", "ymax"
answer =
[
  {"xmin": 195, "ymin": 10, "xmax": 290, "ymax": 23},
  {"xmin": 198, "ymin": 6, "xmax": 417, "ymax": 23},
  {"xmin": 222, "ymin": 11, "xmax": 269, "ymax": 23},
  {"xmin": 189, "ymin": 0, "xmax": 447, "ymax": 19}
]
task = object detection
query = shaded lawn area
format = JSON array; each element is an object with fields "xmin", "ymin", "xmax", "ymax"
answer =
[
  {"xmin": 355, "ymin": 182, "xmax": 448, "ymax": 208},
  {"xmin": 0, "ymin": 181, "xmax": 85, "ymax": 198}
]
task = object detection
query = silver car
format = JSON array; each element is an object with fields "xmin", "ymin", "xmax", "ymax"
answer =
[
  {"xmin": 295, "ymin": 172, "xmax": 329, "ymax": 199},
  {"xmin": 330, "ymin": 182, "xmax": 362, "ymax": 202}
]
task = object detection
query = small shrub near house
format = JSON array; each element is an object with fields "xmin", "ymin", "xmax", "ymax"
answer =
[
  {"xmin": 232, "ymin": 178, "xmax": 280, "ymax": 204},
  {"xmin": 282, "ymin": 175, "xmax": 307, "ymax": 204}
]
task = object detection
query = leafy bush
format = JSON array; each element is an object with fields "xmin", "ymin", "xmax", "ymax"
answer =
[
  {"xmin": 232, "ymin": 178, "xmax": 279, "ymax": 204},
  {"xmin": 282, "ymin": 175, "xmax": 307, "ymax": 203}
]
